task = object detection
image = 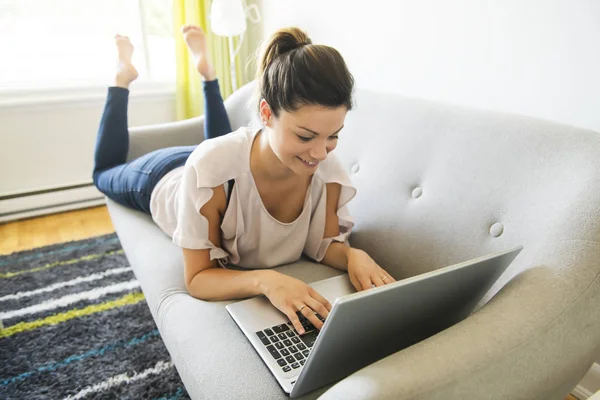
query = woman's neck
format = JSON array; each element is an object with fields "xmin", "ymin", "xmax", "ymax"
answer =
[{"xmin": 251, "ymin": 129, "xmax": 299, "ymax": 181}]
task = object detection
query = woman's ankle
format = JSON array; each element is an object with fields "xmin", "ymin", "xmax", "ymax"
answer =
[
  {"xmin": 199, "ymin": 68, "xmax": 217, "ymax": 81},
  {"xmin": 113, "ymin": 80, "xmax": 131, "ymax": 89},
  {"xmin": 108, "ymin": 86, "xmax": 130, "ymax": 95},
  {"xmin": 203, "ymin": 78, "xmax": 219, "ymax": 86}
]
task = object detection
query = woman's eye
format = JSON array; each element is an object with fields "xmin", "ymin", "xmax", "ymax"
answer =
[{"xmin": 296, "ymin": 134, "xmax": 338, "ymax": 142}]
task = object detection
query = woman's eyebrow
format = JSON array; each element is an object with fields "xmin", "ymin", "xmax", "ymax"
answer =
[{"xmin": 297, "ymin": 125, "xmax": 345, "ymax": 136}]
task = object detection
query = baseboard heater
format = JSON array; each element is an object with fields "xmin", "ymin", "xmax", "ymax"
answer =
[{"xmin": 0, "ymin": 182, "xmax": 106, "ymax": 223}]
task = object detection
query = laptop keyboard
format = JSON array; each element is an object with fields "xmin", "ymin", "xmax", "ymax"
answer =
[{"xmin": 255, "ymin": 311, "xmax": 325, "ymax": 373}]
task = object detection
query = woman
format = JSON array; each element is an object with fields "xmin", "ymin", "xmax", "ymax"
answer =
[{"xmin": 93, "ymin": 25, "xmax": 396, "ymax": 335}]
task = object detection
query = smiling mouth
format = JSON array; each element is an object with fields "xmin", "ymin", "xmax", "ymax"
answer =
[{"xmin": 297, "ymin": 156, "xmax": 319, "ymax": 167}]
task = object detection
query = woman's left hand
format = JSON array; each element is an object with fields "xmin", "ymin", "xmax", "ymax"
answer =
[{"xmin": 347, "ymin": 248, "xmax": 396, "ymax": 291}]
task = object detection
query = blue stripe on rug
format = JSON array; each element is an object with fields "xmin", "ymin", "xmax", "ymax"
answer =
[
  {"xmin": 2, "ymin": 330, "xmax": 160, "ymax": 386},
  {"xmin": 154, "ymin": 387, "xmax": 186, "ymax": 400}
]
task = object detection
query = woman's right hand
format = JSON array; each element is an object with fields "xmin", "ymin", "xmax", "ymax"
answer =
[{"xmin": 260, "ymin": 270, "xmax": 332, "ymax": 335}]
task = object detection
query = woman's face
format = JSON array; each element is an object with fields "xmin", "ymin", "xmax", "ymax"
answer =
[{"xmin": 260, "ymin": 100, "xmax": 347, "ymax": 177}]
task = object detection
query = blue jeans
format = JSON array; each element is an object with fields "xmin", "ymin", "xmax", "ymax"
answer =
[{"xmin": 92, "ymin": 79, "xmax": 231, "ymax": 214}]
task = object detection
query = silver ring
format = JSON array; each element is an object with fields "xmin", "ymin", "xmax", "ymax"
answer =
[
  {"xmin": 382, "ymin": 276, "xmax": 388, "ymax": 281},
  {"xmin": 299, "ymin": 305, "xmax": 306, "ymax": 312}
]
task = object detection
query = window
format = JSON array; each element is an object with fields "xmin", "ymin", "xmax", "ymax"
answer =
[{"xmin": 0, "ymin": 0, "xmax": 175, "ymax": 92}]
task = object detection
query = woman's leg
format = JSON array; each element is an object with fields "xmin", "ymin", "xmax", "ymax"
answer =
[
  {"xmin": 93, "ymin": 35, "xmax": 138, "ymax": 175},
  {"xmin": 181, "ymin": 25, "xmax": 232, "ymax": 140},
  {"xmin": 203, "ymin": 79, "xmax": 232, "ymax": 139},
  {"xmin": 94, "ymin": 146, "xmax": 194, "ymax": 214},
  {"xmin": 93, "ymin": 87, "xmax": 130, "ymax": 175},
  {"xmin": 92, "ymin": 35, "xmax": 195, "ymax": 214}
]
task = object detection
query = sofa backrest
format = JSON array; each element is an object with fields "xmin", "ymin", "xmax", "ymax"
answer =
[
  {"xmin": 225, "ymin": 81, "xmax": 600, "ymax": 288},
  {"xmin": 224, "ymin": 81, "xmax": 262, "ymax": 131}
]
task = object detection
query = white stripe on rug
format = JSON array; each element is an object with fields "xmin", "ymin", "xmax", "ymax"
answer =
[
  {"xmin": 0, "ymin": 280, "xmax": 140, "ymax": 320},
  {"xmin": 62, "ymin": 360, "xmax": 174, "ymax": 400},
  {"xmin": 0, "ymin": 267, "xmax": 133, "ymax": 303}
]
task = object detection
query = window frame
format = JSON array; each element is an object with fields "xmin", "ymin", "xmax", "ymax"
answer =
[{"xmin": 0, "ymin": 81, "xmax": 174, "ymax": 108}]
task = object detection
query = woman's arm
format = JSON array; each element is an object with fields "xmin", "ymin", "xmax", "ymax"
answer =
[
  {"xmin": 320, "ymin": 183, "xmax": 396, "ymax": 290},
  {"xmin": 320, "ymin": 183, "xmax": 352, "ymax": 270},
  {"xmin": 183, "ymin": 184, "xmax": 268, "ymax": 300},
  {"xmin": 183, "ymin": 248, "xmax": 268, "ymax": 301}
]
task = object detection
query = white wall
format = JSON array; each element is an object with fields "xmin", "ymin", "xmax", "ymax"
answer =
[
  {"xmin": 0, "ymin": 88, "xmax": 176, "ymax": 220},
  {"xmin": 0, "ymin": 89, "xmax": 176, "ymax": 196},
  {"xmin": 261, "ymin": 0, "xmax": 600, "ymax": 133}
]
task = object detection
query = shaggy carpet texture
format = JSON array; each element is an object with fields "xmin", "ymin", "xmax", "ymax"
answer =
[{"xmin": 0, "ymin": 233, "xmax": 190, "ymax": 400}]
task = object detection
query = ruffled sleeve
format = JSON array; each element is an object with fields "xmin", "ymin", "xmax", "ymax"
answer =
[
  {"xmin": 171, "ymin": 163, "xmax": 230, "ymax": 263},
  {"xmin": 170, "ymin": 128, "xmax": 250, "ymax": 265},
  {"xmin": 303, "ymin": 153, "xmax": 357, "ymax": 262}
]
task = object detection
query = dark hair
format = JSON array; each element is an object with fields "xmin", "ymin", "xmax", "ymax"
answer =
[{"xmin": 256, "ymin": 27, "xmax": 354, "ymax": 117}]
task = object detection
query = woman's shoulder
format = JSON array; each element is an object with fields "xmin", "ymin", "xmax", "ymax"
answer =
[
  {"xmin": 312, "ymin": 151, "xmax": 357, "ymax": 207},
  {"xmin": 183, "ymin": 127, "xmax": 257, "ymax": 187},
  {"xmin": 315, "ymin": 151, "xmax": 353, "ymax": 186}
]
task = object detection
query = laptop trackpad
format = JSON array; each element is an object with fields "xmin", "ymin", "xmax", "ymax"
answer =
[{"xmin": 307, "ymin": 274, "xmax": 356, "ymax": 304}]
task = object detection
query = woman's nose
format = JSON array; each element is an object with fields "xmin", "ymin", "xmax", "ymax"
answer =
[{"xmin": 309, "ymin": 143, "xmax": 328, "ymax": 161}]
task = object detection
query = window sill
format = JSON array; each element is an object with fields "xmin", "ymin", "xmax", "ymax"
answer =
[{"xmin": 0, "ymin": 81, "xmax": 175, "ymax": 109}]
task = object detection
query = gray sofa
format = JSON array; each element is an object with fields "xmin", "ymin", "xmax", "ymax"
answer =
[{"xmin": 106, "ymin": 81, "xmax": 600, "ymax": 399}]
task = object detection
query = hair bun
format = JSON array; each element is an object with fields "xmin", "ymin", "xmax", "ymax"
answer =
[
  {"xmin": 256, "ymin": 27, "xmax": 313, "ymax": 86},
  {"xmin": 272, "ymin": 27, "xmax": 313, "ymax": 56}
]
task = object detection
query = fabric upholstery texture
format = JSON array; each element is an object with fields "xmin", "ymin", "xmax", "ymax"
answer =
[{"xmin": 107, "ymin": 81, "xmax": 600, "ymax": 399}]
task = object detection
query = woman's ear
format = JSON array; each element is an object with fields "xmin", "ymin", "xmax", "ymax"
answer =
[{"xmin": 259, "ymin": 99, "xmax": 272, "ymax": 126}]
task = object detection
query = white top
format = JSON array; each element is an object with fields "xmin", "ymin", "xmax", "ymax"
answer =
[{"xmin": 150, "ymin": 127, "xmax": 357, "ymax": 269}]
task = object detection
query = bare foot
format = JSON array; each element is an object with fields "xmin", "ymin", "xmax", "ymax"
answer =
[
  {"xmin": 181, "ymin": 25, "xmax": 216, "ymax": 81},
  {"xmin": 114, "ymin": 34, "xmax": 138, "ymax": 88}
]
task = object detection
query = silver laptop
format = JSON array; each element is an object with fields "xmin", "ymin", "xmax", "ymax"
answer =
[{"xmin": 226, "ymin": 245, "xmax": 523, "ymax": 398}]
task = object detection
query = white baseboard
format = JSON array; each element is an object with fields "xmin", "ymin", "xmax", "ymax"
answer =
[
  {"xmin": 573, "ymin": 363, "xmax": 600, "ymax": 399},
  {"xmin": 0, "ymin": 184, "xmax": 105, "ymax": 223}
]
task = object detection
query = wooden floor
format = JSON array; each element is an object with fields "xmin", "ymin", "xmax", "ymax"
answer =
[
  {"xmin": 0, "ymin": 206, "xmax": 583, "ymax": 400},
  {"xmin": 0, "ymin": 206, "xmax": 115, "ymax": 256}
]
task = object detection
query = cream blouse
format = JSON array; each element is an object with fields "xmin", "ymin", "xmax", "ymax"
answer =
[{"xmin": 150, "ymin": 127, "xmax": 356, "ymax": 269}]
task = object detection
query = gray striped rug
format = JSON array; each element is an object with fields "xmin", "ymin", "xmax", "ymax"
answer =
[{"xmin": 0, "ymin": 233, "xmax": 190, "ymax": 400}]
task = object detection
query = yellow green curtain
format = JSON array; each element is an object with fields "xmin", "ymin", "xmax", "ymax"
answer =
[{"xmin": 173, "ymin": 0, "xmax": 245, "ymax": 120}]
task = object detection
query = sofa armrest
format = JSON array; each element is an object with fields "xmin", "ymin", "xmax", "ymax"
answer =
[
  {"xmin": 126, "ymin": 116, "xmax": 205, "ymax": 162},
  {"xmin": 320, "ymin": 240, "xmax": 600, "ymax": 400}
]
